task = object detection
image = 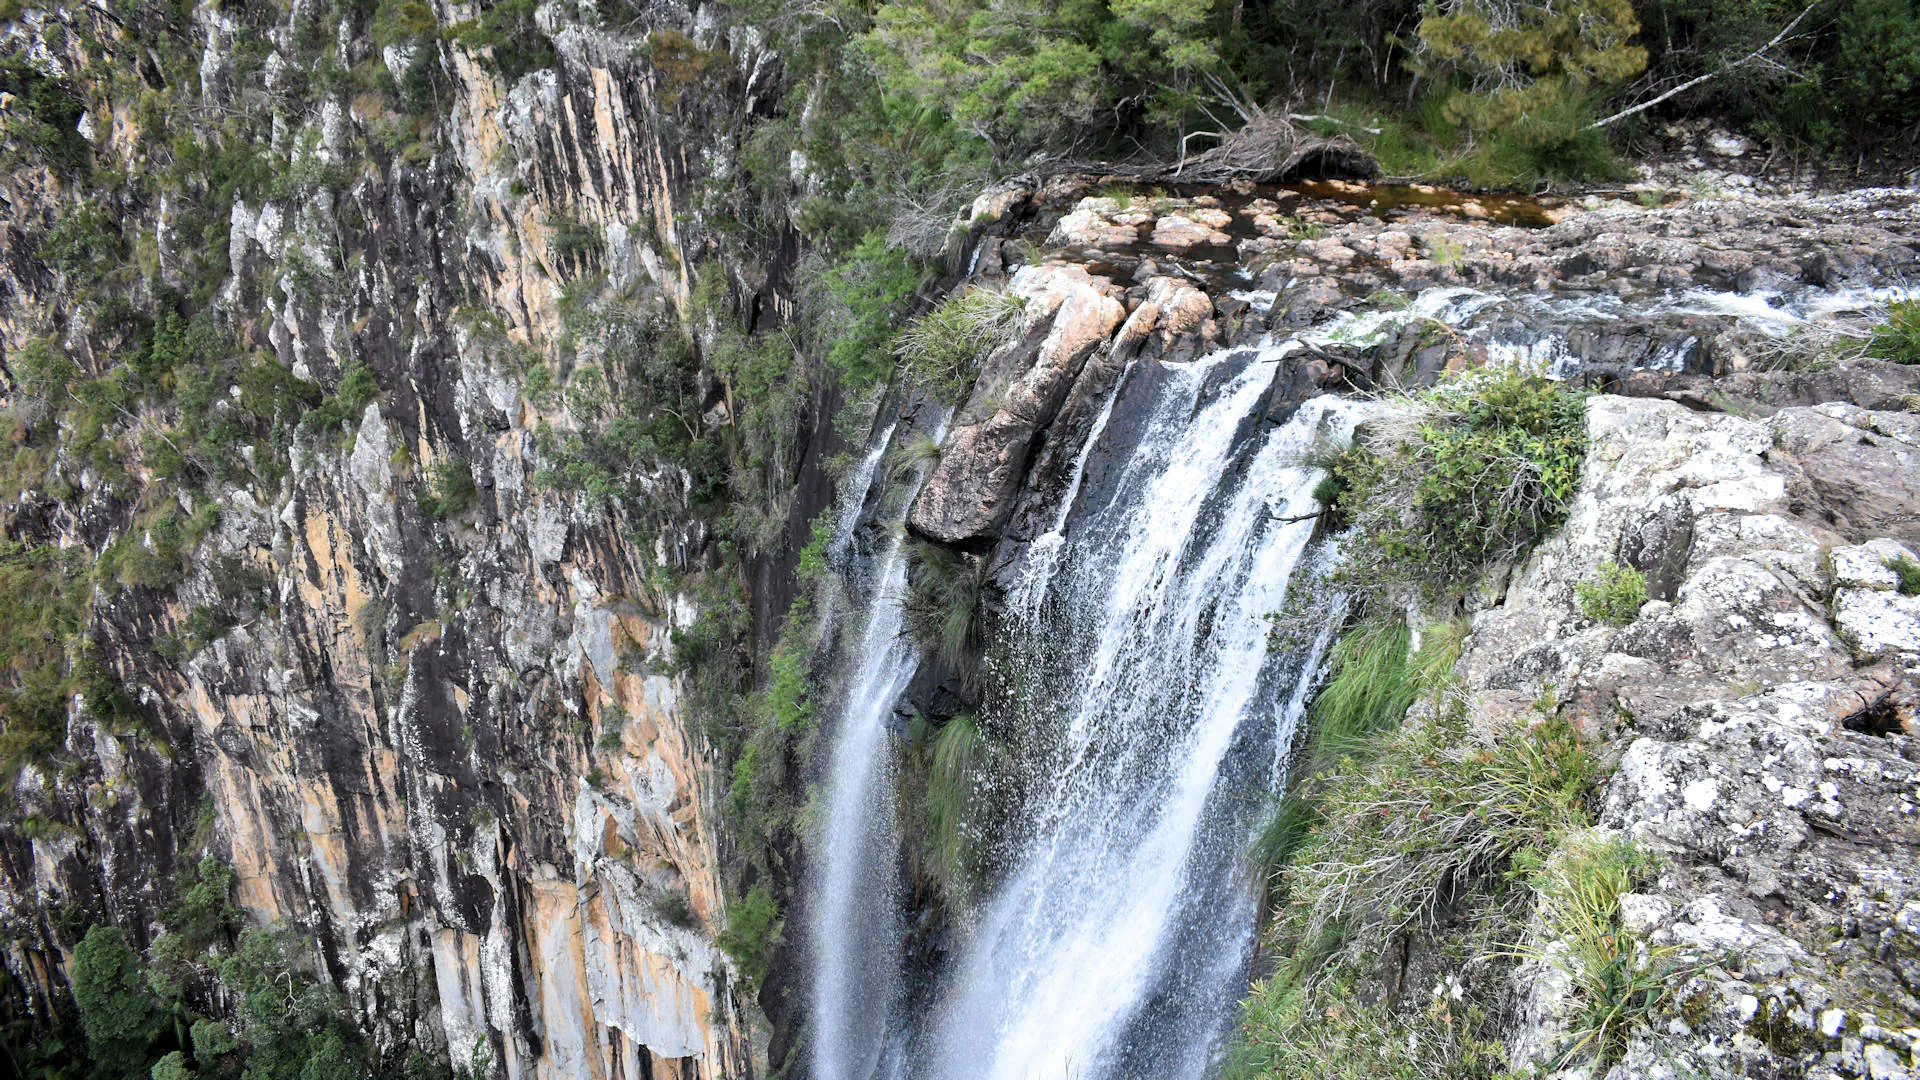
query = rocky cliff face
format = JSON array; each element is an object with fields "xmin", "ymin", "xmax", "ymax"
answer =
[
  {"xmin": 1471, "ymin": 395, "xmax": 1920, "ymax": 1079},
  {"xmin": 2, "ymin": 0, "xmax": 1918, "ymax": 1068},
  {"xmin": 0, "ymin": 1, "xmax": 807, "ymax": 1075}
]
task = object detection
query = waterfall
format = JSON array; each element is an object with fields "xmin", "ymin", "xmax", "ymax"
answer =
[
  {"xmin": 811, "ymin": 412, "xmax": 939, "ymax": 1080},
  {"xmin": 923, "ymin": 344, "xmax": 1361, "ymax": 1080}
]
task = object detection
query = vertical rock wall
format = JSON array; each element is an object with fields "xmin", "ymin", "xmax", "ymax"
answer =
[{"xmin": 0, "ymin": 2, "xmax": 793, "ymax": 1076}]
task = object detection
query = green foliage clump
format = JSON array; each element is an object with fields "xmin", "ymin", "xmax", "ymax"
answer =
[
  {"xmin": 813, "ymin": 234, "xmax": 926, "ymax": 394},
  {"xmin": 1419, "ymin": 0, "xmax": 1647, "ymax": 129},
  {"xmin": 303, "ymin": 363, "xmax": 379, "ymax": 440},
  {"xmin": 1868, "ymin": 298, "xmax": 1920, "ymax": 365},
  {"xmin": 51, "ymin": 856, "xmax": 371, "ymax": 1080},
  {"xmin": 895, "ymin": 286, "xmax": 1026, "ymax": 402},
  {"xmin": 1325, "ymin": 370, "xmax": 1588, "ymax": 602},
  {"xmin": 0, "ymin": 54, "xmax": 92, "ymax": 173},
  {"xmin": 901, "ymin": 541, "xmax": 989, "ymax": 686},
  {"xmin": 1575, "ymin": 561, "xmax": 1647, "ymax": 625},
  {"xmin": 72, "ymin": 926, "xmax": 168, "ymax": 1075},
  {"xmin": 716, "ymin": 883, "xmax": 781, "ymax": 994},
  {"xmin": 1888, "ymin": 554, "xmax": 1920, "ymax": 596},
  {"xmin": 861, "ymin": 0, "xmax": 1221, "ymax": 152},
  {"xmin": 545, "ymin": 216, "xmax": 604, "ymax": 270},
  {"xmin": 0, "ymin": 542, "xmax": 92, "ymax": 776},
  {"xmin": 1251, "ymin": 619, "xmax": 1454, "ymax": 879},
  {"xmin": 216, "ymin": 927, "xmax": 368, "ymax": 1080},
  {"xmin": 40, "ymin": 206, "xmax": 125, "ymax": 285},
  {"xmin": 416, "ymin": 459, "xmax": 478, "ymax": 521},
  {"xmin": 904, "ymin": 711, "xmax": 995, "ymax": 907},
  {"xmin": 1633, "ymin": 0, "xmax": 1920, "ymax": 150},
  {"xmin": 447, "ymin": 0, "xmax": 555, "ymax": 82},
  {"xmin": 641, "ymin": 29, "xmax": 725, "ymax": 108}
]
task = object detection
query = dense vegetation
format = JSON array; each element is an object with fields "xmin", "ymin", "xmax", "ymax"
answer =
[
  {"xmin": 4, "ymin": 857, "xmax": 447, "ymax": 1080},
  {"xmin": 1316, "ymin": 369, "xmax": 1590, "ymax": 603}
]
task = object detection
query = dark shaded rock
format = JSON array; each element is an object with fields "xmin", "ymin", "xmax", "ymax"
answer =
[{"xmin": 1618, "ymin": 494, "xmax": 1696, "ymax": 601}]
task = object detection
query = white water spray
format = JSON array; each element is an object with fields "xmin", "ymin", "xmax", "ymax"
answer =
[
  {"xmin": 925, "ymin": 344, "xmax": 1361, "ymax": 1080},
  {"xmin": 811, "ymin": 414, "xmax": 942, "ymax": 1080}
]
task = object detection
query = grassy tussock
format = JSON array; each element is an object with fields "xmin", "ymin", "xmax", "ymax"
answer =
[
  {"xmin": 896, "ymin": 286, "xmax": 1026, "ymax": 402},
  {"xmin": 1231, "ymin": 615, "xmax": 1608, "ymax": 1080},
  {"xmin": 1521, "ymin": 833, "xmax": 1672, "ymax": 1069},
  {"xmin": 903, "ymin": 711, "xmax": 995, "ymax": 907},
  {"xmin": 901, "ymin": 540, "xmax": 989, "ymax": 685}
]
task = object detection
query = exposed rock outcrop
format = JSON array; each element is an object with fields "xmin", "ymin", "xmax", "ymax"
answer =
[
  {"xmin": 0, "ymin": 6, "xmax": 789, "ymax": 1077},
  {"xmin": 1458, "ymin": 395, "xmax": 1920, "ymax": 1078}
]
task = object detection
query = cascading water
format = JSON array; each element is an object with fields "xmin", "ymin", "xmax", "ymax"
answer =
[
  {"xmin": 811, "ymin": 413, "xmax": 941, "ymax": 1080},
  {"xmin": 802, "ymin": 261, "xmax": 1901, "ymax": 1080},
  {"xmin": 923, "ymin": 344, "xmax": 1362, "ymax": 1080}
]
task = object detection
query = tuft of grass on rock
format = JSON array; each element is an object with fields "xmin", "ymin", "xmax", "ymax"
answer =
[
  {"xmin": 1887, "ymin": 554, "xmax": 1920, "ymax": 596},
  {"xmin": 896, "ymin": 286, "xmax": 1026, "ymax": 402},
  {"xmin": 1575, "ymin": 561, "xmax": 1647, "ymax": 625},
  {"xmin": 1867, "ymin": 298, "xmax": 1920, "ymax": 365}
]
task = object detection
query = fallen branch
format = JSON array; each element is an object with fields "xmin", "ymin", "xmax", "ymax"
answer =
[
  {"xmin": 1588, "ymin": 0, "xmax": 1823, "ymax": 130},
  {"xmin": 1287, "ymin": 113, "xmax": 1384, "ymax": 136}
]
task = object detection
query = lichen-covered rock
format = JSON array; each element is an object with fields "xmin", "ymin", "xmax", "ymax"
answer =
[{"xmin": 1456, "ymin": 395, "xmax": 1920, "ymax": 1078}]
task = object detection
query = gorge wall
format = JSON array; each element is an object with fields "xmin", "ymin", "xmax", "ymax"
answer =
[{"xmin": 0, "ymin": 0, "xmax": 811, "ymax": 1075}]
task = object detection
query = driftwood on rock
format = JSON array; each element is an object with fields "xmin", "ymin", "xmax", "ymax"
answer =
[
  {"xmin": 1036, "ymin": 108, "xmax": 1378, "ymax": 186},
  {"xmin": 1166, "ymin": 111, "xmax": 1378, "ymax": 183}
]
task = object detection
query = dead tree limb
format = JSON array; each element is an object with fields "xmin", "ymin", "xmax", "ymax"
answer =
[{"xmin": 1587, "ymin": 0, "xmax": 1823, "ymax": 130}]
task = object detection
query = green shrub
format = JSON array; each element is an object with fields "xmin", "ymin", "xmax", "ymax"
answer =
[
  {"xmin": 765, "ymin": 645, "xmax": 814, "ymax": 732},
  {"xmin": 447, "ymin": 0, "xmax": 555, "ymax": 81},
  {"xmin": 716, "ymin": 883, "xmax": 781, "ymax": 993},
  {"xmin": 896, "ymin": 286, "xmax": 1026, "ymax": 402},
  {"xmin": 303, "ymin": 362, "xmax": 378, "ymax": 438},
  {"xmin": 860, "ymin": 0, "xmax": 1220, "ymax": 151},
  {"xmin": 1868, "ymin": 298, "xmax": 1920, "ymax": 365},
  {"xmin": 1419, "ymin": 0, "xmax": 1647, "ymax": 132},
  {"xmin": 651, "ymin": 889, "xmax": 699, "ymax": 930},
  {"xmin": 1326, "ymin": 370, "xmax": 1588, "ymax": 602},
  {"xmin": 815, "ymin": 234, "xmax": 925, "ymax": 393},
  {"xmin": 417, "ymin": 458, "xmax": 478, "ymax": 521},
  {"xmin": 0, "ymin": 55, "xmax": 91, "ymax": 173},
  {"xmin": 1575, "ymin": 561, "xmax": 1647, "ymax": 625},
  {"xmin": 1888, "ymin": 554, "xmax": 1920, "ymax": 596},
  {"xmin": 72, "ymin": 926, "xmax": 167, "ymax": 1075},
  {"xmin": 546, "ymin": 215, "xmax": 604, "ymax": 268},
  {"xmin": 40, "ymin": 205, "xmax": 124, "ymax": 284}
]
